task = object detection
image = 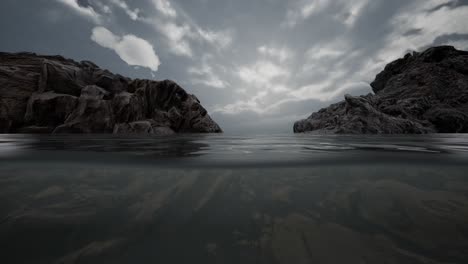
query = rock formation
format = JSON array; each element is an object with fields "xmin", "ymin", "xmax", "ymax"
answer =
[
  {"xmin": 294, "ymin": 46, "xmax": 468, "ymax": 134},
  {"xmin": 0, "ymin": 52, "xmax": 222, "ymax": 134}
]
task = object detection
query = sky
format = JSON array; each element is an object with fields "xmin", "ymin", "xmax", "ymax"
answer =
[{"xmin": 1, "ymin": 0, "xmax": 468, "ymax": 134}]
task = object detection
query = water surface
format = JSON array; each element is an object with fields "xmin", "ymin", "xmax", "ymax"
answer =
[{"xmin": 1, "ymin": 134, "xmax": 468, "ymax": 263}]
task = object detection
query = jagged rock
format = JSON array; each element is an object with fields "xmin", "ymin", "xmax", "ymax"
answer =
[
  {"xmin": 111, "ymin": 92, "xmax": 145, "ymax": 124},
  {"xmin": 0, "ymin": 53, "xmax": 42, "ymax": 130},
  {"xmin": 24, "ymin": 92, "xmax": 78, "ymax": 127},
  {"xmin": 153, "ymin": 126, "xmax": 176, "ymax": 135},
  {"xmin": 54, "ymin": 94, "xmax": 114, "ymax": 133},
  {"xmin": 0, "ymin": 105, "xmax": 11, "ymax": 133},
  {"xmin": 113, "ymin": 121, "xmax": 176, "ymax": 135},
  {"xmin": 0, "ymin": 52, "xmax": 222, "ymax": 134},
  {"xmin": 294, "ymin": 46, "xmax": 468, "ymax": 134},
  {"xmin": 113, "ymin": 121, "xmax": 154, "ymax": 134},
  {"xmin": 80, "ymin": 85, "xmax": 110, "ymax": 99}
]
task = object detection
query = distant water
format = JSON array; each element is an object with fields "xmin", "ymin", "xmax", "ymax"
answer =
[{"xmin": 1, "ymin": 134, "xmax": 468, "ymax": 264}]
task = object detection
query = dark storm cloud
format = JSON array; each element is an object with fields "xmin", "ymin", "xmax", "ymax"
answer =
[
  {"xmin": 403, "ymin": 28, "xmax": 424, "ymax": 37},
  {"xmin": 1, "ymin": 0, "xmax": 468, "ymax": 133},
  {"xmin": 77, "ymin": 0, "xmax": 91, "ymax": 8},
  {"xmin": 431, "ymin": 33, "xmax": 468, "ymax": 46},
  {"xmin": 426, "ymin": 0, "xmax": 468, "ymax": 12}
]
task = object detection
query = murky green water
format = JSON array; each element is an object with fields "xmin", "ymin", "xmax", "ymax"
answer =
[{"xmin": 1, "ymin": 134, "xmax": 468, "ymax": 263}]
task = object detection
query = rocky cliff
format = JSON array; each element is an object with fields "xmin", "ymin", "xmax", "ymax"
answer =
[
  {"xmin": 294, "ymin": 46, "xmax": 468, "ymax": 134},
  {"xmin": 0, "ymin": 52, "xmax": 222, "ymax": 134}
]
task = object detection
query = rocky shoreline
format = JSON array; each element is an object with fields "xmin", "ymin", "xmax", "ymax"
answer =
[
  {"xmin": 0, "ymin": 52, "xmax": 222, "ymax": 134},
  {"xmin": 294, "ymin": 46, "xmax": 468, "ymax": 134}
]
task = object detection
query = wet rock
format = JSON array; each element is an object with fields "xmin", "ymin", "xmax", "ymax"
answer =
[
  {"xmin": 294, "ymin": 46, "xmax": 468, "ymax": 134},
  {"xmin": 113, "ymin": 121, "xmax": 154, "ymax": 134},
  {"xmin": 0, "ymin": 52, "xmax": 222, "ymax": 134},
  {"xmin": 425, "ymin": 107, "xmax": 468, "ymax": 133},
  {"xmin": 17, "ymin": 126, "xmax": 54, "ymax": 134},
  {"xmin": 153, "ymin": 126, "xmax": 176, "ymax": 136},
  {"xmin": 113, "ymin": 121, "xmax": 175, "ymax": 135}
]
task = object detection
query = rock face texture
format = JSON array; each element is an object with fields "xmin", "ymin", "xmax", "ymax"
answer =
[
  {"xmin": 0, "ymin": 52, "xmax": 222, "ymax": 134},
  {"xmin": 294, "ymin": 46, "xmax": 468, "ymax": 134}
]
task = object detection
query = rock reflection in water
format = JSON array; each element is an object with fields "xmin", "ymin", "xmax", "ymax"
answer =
[{"xmin": 1, "ymin": 164, "xmax": 467, "ymax": 264}]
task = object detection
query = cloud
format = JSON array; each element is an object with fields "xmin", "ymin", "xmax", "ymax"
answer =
[
  {"xmin": 109, "ymin": 0, "xmax": 141, "ymax": 21},
  {"xmin": 300, "ymin": 38, "xmax": 352, "ymax": 76},
  {"xmin": 48, "ymin": 0, "xmax": 468, "ymax": 133},
  {"xmin": 258, "ymin": 46, "xmax": 294, "ymax": 62},
  {"xmin": 152, "ymin": 0, "xmax": 177, "ymax": 18},
  {"xmin": 214, "ymin": 91, "xmax": 269, "ymax": 115},
  {"xmin": 305, "ymin": 43, "xmax": 345, "ymax": 61},
  {"xmin": 147, "ymin": 0, "xmax": 233, "ymax": 56},
  {"xmin": 340, "ymin": 0, "xmax": 370, "ymax": 26},
  {"xmin": 291, "ymin": 81, "xmax": 369, "ymax": 102},
  {"xmin": 96, "ymin": 2, "xmax": 111, "ymax": 14},
  {"xmin": 156, "ymin": 22, "xmax": 194, "ymax": 57},
  {"xmin": 56, "ymin": 0, "xmax": 101, "ymax": 24},
  {"xmin": 289, "ymin": 0, "xmax": 468, "ymax": 109},
  {"xmin": 218, "ymin": 35, "xmax": 371, "ymax": 116},
  {"xmin": 197, "ymin": 28, "xmax": 233, "ymax": 49},
  {"xmin": 432, "ymin": 36, "xmax": 468, "ymax": 50},
  {"xmin": 283, "ymin": 0, "xmax": 330, "ymax": 27},
  {"xmin": 91, "ymin": 27, "xmax": 161, "ymax": 71},
  {"xmin": 238, "ymin": 61, "xmax": 290, "ymax": 88},
  {"xmin": 188, "ymin": 66, "xmax": 229, "ymax": 89},
  {"xmin": 375, "ymin": 0, "xmax": 468, "ymax": 62},
  {"xmin": 154, "ymin": 20, "xmax": 233, "ymax": 57},
  {"xmin": 188, "ymin": 55, "xmax": 229, "ymax": 89},
  {"xmin": 284, "ymin": 0, "xmax": 370, "ymax": 27},
  {"xmin": 212, "ymin": 60, "xmax": 293, "ymax": 115}
]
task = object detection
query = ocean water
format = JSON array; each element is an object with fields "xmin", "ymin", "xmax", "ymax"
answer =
[{"xmin": 1, "ymin": 134, "xmax": 468, "ymax": 264}]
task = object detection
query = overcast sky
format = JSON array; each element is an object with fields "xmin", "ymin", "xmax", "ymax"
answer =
[{"xmin": 1, "ymin": 0, "xmax": 468, "ymax": 134}]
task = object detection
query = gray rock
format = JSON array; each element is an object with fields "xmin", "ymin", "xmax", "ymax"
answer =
[
  {"xmin": 24, "ymin": 92, "xmax": 78, "ymax": 127},
  {"xmin": 111, "ymin": 92, "xmax": 145, "ymax": 124},
  {"xmin": 113, "ymin": 121, "xmax": 176, "ymax": 135},
  {"xmin": 0, "ymin": 52, "xmax": 42, "ymax": 131},
  {"xmin": 0, "ymin": 52, "xmax": 222, "ymax": 134},
  {"xmin": 0, "ymin": 104, "xmax": 12, "ymax": 133},
  {"xmin": 153, "ymin": 126, "xmax": 176, "ymax": 136},
  {"xmin": 80, "ymin": 85, "xmax": 109, "ymax": 99},
  {"xmin": 54, "ymin": 92, "xmax": 114, "ymax": 133},
  {"xmin": 113, "ymin": 121, "xmax": 154, "ymax": 134},
  {"xmin": 294, "ymin": 46, "xmax": 468, "ymax": 134}
]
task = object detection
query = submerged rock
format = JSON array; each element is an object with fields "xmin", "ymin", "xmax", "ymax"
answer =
[
  {"xmin": 0, "ymin": 52, "xmax": 222, "ymax": 134},
  {"xmin": 294, "ymin": 46, "xmax": 468, "ymax": 134}
]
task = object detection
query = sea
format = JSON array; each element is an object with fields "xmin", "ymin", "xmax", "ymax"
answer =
[{"xmin": 1, "ymin": 134, "xmax": 468, "ymax": 264}]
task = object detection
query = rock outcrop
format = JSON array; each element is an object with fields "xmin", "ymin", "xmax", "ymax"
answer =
[
  {"xmin": 294, "ymin": 46, "xmax": 468, "ymax": 134},
  {"xmin": 0, "ymin": 52, "xmax": 222, "ymax": 134}
]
